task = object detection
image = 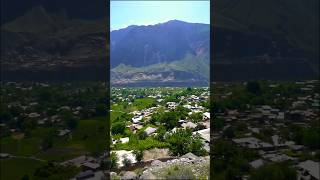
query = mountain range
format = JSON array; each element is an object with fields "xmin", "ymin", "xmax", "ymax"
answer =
[
  {"xmin": 1, "ymin": 6, "xmax": 108, "ymax": 81},
  {"xmin": 110, "ymin": 20, "xmax": 210, "ymax": 85},
  {"xmin": 1, "ymin": 0, "xmax": 319, "ymax": 83}
]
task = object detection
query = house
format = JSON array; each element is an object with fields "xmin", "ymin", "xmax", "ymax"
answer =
[
  {"xmin": 28, "ymin": 112, "xmax": 40, "ymax": 118},
  {"xmin": 71, "ymin": 170, "xmax": 105, "ymax": 180},
  {"xmin": 170, "ymin": 127, "xmax": 178, "ymax": 133},
  {"xmin": 297, "ymin": 160, "xmax": 320, "ymax": 180},
  {"xmin": 288, "ymin": 144, "xmax": 305, "ymax": 151},
  {"xmin": 178, "ymin": 119, "xmax": 187, "ymax": 124},
  {"xmin": 58, "ymin": 106, "xmax": 71, "ymax": 111},
  {"xmin": 232, "ymin": 137, "xmax": 273, "ymax": 150},
  {"xmin": 81, "ymin": 162, "xmax": 100, "ymax": 171},
  {"xmin": 193, "ymin": 128, "xmax": 210, "ymax": 142},
  {"xmin": 61, "ymin": 155, "xmax": 95, "ymax": 167},
  {"xmin": 192, "ymin": 128, "xmax": 210, "ymax": 152},
  {"xmin": 277, "ymin": 112, "xmax": 285, "ymax": 120},
  {"xmin": 120, "ymin": 137, "xmax": 129, "ymax": 144},
  {"xmin": 262, "ymin": 153, "xmax": 296, "ymax": 162},
  {"xmin": 248, "ymin": 127, "xmax": 260, "ymax": 134},
  {"xmin": 58, "ymin": 129, "xmax": 71, "ymax": 137},
  {"xmin": 73, "ymin": 170, "xmax": 94, "ymax": 180},
  {"xmin": 249, "ymin": 159, "xmax": 265, "ymax": 169},
  {"xmin": 167, "ymin": 102, "xmax": 177, "ymax": 109},
  {"xmin": 203, "ymin": 112, "xmax": 210, "ymax": 121},
  {"xmin": 199, "ymin": 121, "xmax": 210, "ymax": 129},
  {"xmin": 144, "ymin": 127, "xmax": 157, "ymax": 136},
  {"xmin": 181, "ymin": 122, "xmax": 197, "ymax": 129},
  {"xmin": 286, "ymin": 110, "xmax": 305, "ymax": 121},
  {"xmin": 271, "ymin": 135, "xmax": 280, "ymax": 146},
  {"xmin": 38, "ymin": 118, "xmax": 48, "ymax": 125},
  {"xmin": 0, "ymin": 153, "xmax": 10, "ymax": 159},
  {"xmin": 132, "ymin": 116, "xmax": 143, "ymax": 124}
]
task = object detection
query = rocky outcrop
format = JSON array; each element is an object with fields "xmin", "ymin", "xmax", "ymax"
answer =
[
  {"xmin": 115, "ymin": 154, "xmax": 209, "ymax": 180},
  {"xmin": 141, "ymin": 155, "xmax": 209, "ymax": 179},
  {"xmin": 121, "ymin": 171, "xmax": 138, "ymax": 180}
]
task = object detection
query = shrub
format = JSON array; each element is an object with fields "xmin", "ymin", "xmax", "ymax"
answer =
[
  {"xmin": 137, "ymin": 130, "xmax": 147, "ymax": 140},
  {"xmin": 111, "ymin": 121, "xmax": 126, "ymax": 135},
  {"xmin": 189, "ymin": 134, "xmax": 207, "ymax": 156},
  {"xmin": 166, "ymin": 128, "xmax": 206, "ymax": 156},
  {"xmin": 249, "ymin": 162, "xmax": 296, "ymax": 180},
  {"xmin": 133, "ymin": 150, "xmax": 144, "ymax": 162},
  {"xmin": 165, "ymin": 166, "xmax": 195, "ymax": 180},
  {"xmin": 110, "ymin": 152, "xmax": 119, "ymax": 169},
  {"xmin": 122, "ymin": 154, "xmax": 132, "ymax": 167}
]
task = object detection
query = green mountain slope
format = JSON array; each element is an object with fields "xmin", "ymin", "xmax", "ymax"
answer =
[{"xmin": 111, "ymin": 54, "xmax": 209, "ymax": 83}]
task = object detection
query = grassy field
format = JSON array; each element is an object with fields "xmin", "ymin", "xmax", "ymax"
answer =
[
  {"xmin": 110, "ymin": 111, "xmax": 125, "ymax": 122},
  {"xmin": 0, "ymin": 157, "xmax": 81, "ymax": 180},
  {"xmin": 111, "ymin": 97, "xmax": 156, "ymax": 112},
  {"xmin": 0, "ymin": 137, "xmax": 41, "ymax": 156},
  {"xmin": 0, "ymin": 158, "xmax": 45, "ymax": 180},
  {"xmin": 37, "ymin": 117, "xmax": 107, "ymax": 161},
  {"xmin": 114, "ymin": 137, "xmax": 169, "ymax": 151},
  {"xmin": 69, "ymin": 118, "xmax": 107, "ymax": 155},
  {"xmin": 133, "ymin": 98, "xmax": 156, "ymax": 110},
  {"xmin": 0, "ymin": 118, "xmax": 104, "ymax": 179},
  {"xmin": 1, "ymin": 117, "xmax": 107, "ymax": 162}
]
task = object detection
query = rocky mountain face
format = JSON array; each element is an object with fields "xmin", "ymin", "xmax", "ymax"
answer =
[
  {"xmin": 111, "ymin": 20, "xmax": 209, "ymax": 68},
  {"xmin": 110, "ymin": 20, "xmax": 210, "ymax": 86},
  {"xmin": 213, "ymin": 0, "xmax": 319, "ymax": 81}
]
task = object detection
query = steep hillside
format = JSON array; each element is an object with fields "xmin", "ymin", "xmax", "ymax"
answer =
[{"xmin": 110, "ymin": 20, "xmax": 210, "ymax": 68}]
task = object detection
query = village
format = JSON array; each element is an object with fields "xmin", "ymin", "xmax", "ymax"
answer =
[
  {"xmin": 1, "ymin": 80, "xmax": 319, "ymax": 180},
  {"xmin": 0, "ymin": 82, "xmax": 109, "ymax": 180},
  {"xmin": 211, "ymin": 80, "xmax": 320, "ymax": 180},
  {"xmin": 0, "ymin": 83, "xmax": 211, "ymax": 179},
  {"xmin": 109, "ymin": 87, "xmax": 210, "ymax": 179}
]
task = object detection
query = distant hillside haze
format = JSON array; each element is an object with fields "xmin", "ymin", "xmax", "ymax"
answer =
[
  {"xmin": 1, "ymin": 6, "xmax": 108, "ymax": 81},
  {"xmin": 110, "ymin": 20, "xmax": 210, "ymax": 68}
]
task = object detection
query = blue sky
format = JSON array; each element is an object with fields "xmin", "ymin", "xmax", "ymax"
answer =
[{"xmin": 111, "ymin": 1, "xmax": 210, "ymax": 31}]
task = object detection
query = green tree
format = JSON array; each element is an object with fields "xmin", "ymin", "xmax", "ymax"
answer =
[
  {"xmin": 95, "ymin": 104, "xmax": 106, "ymax": 116},
  {"xmin": 249, "ymin": 162, "xmax": 296, "ymax": 180},
  {"xmin": 189, "ymin": 134, "xmax": 206, "ymax": 156},
  {"xmin": 223, "ymin": 127, "xmax": 235, "ymax": 138},
  {"xmin": 175, "ymin": 106, "xmax": 189, "ymax": 119},
  {"xmin": 189, "ymin": 112, "xmax": 202, "ymax": 123},
  {"xmin": 213, "ymin": 117, "xmax": 225, "ymax": 131},
  {"xmin": 160, "ymin": 111, "xmax": 179, "ymax": 130},
  {"xmin": 41, "ymin": 136, "xmax": 53, "ymax": 150},
  {"xmin": 111, "ymin": 121, "xmax": 126, "ymax": 135},
  {"xmin": 150, "ymin": 113, "xmax": 161, "ymax": 125},
  {"xmin": 67, "ymin": 118, "xmax": 78, "ymax": 130},
  {"xmin": 246, "ymin": 81, "xmax": 262, "ymax": 96},
  {"xmin": 22, "ymin": 174, "xmax": 29, "ymax": 180},
  {"xmin": 137, "ymin": 130, "xmax": 147, "ymax": 140},
  {"xmin": 166, "ymin": 128, "xmax": 193, "ymax": 156},
  {"xmin": 155, "ymin": 126, "xmax": 167, "ymax": 141}
]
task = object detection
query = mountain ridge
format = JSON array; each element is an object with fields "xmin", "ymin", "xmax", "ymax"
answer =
[{"xmin": 1, "ymin": 1, "xmax": 318, "ymax": 82}]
